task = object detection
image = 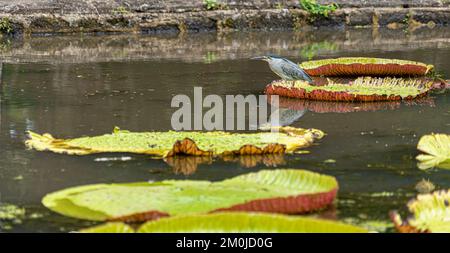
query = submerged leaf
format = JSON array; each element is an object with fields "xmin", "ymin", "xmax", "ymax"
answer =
[
  {"xmin": 416, "ymin": 133, "xmax": 450, "ymax": 170},
  {"xmin": 391, "ymin": 190, "xmax": 450, "ymax": 233},
  {"xmin": 300, "ymin": 57, "xmax": 433, "ymax": 76},
  {"xmin": 266, "ymin": 77, "xmax": 433, "ymax": 102},
  {"xmin": 25, "ymin": 127, "xmax": 324, "ymax": 158},
  {"xmin": 80, "ymin": 212, "xmax": 367, "ymax": 233},
  {"xmin": 42, "ymin": 169, "xmax": 338, "ymax": 221}
]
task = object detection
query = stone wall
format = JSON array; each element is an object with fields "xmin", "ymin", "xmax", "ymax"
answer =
[{"xmin": 0, "ymin": 0, "xmax": 448, "ymax": 35}]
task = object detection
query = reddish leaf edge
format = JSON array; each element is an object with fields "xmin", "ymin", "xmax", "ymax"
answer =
[
  {"xmin": 304, "ymin": 63, "xmax": 429, "ymax": 77},
  {"xmin": 108, "ymin": 188, "xmax": 338, "ymax": 223}
]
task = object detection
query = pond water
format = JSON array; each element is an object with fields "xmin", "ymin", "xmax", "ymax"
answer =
[{"xmin": 0, "ymin": 27, "xmax": 449, "ymax": 232}]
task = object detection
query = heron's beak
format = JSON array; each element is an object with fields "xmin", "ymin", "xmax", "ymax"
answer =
[{"xmin": 251, "ymin": 56, "xmax": 267, "ymax": 61}]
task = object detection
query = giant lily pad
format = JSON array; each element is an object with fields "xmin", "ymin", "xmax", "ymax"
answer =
[
  {"xmin": 42, "ymin": 169, "xmax": 338, "ymax": 222},
  {"xmin": 266, "ymin": 77, "xmax": 433, "ymax": 102},
  {"xmin": 300, "ymin": 57, "xmax": 433, "ymax": 77},
  {"xmin": 390, "ymin": 190, "xmax": 450, "ymax": 233},
  {"xmin": 26, "ymin": 127, "xmax": 324, "ymax": 158},
  {"xmin": 80, "ymin": 213, "xmax": 367, "ymax": 233},
  {"xmin": 416, "ymin": 133, "xmax": 450, "ymax": 170}
]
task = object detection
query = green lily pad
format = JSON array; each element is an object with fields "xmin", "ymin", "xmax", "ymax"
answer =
[
  {"xmin": 42, "ymin": 169, "xmax": 338, "ymax": 221},
  {"xmin": 300, "ymin": 57, "xmax": 433, "ymax": 76},
  {"xmin": 26, "ymin": 126, "xmax": 324, "ymax": 158},
  {"xmin": 391, "ymin": 190, "xmax": 450, "ymax": 233},
  {"xmin": 416, "ymin": 133, "xmax": 450, "ymax": 170},
  {"xmin": 79, "ymin": 212, "xmax": 367, "ymax": 233}
]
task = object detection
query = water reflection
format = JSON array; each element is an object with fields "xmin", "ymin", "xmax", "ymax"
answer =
[
  {"xmin": 165, "ymin": 154, "xmax": 287, "ymax": 175},
  {"xmin": 276, "ymin": 97, "xmax": 436, "ymax": 114},
  {"xmin": 1, "ymin": 27, "xmax": 449, "ymax": 64},
  {"xmin": 0, "ymin": 27, "xmax": 449, "ymax": 232}
]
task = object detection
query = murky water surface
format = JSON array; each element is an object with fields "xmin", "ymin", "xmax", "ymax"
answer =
[{"xmin": 0, "ymin": 27, "xmax": 449, "ymax": 232}]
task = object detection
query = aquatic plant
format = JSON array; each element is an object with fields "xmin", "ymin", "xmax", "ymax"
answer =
[
  {"xmin": 299, "ymin": 0, "xmax": 339, "ymax": 18},
  {"xmin": 416, "ymin": 133, "xmax": 450, "ymax": 170},
  {"xmin": 415, "ymin": 179, "xmax": 435, "ymax": 194},
  {"xmin": 390, "ymin": 190, "xmax": 450, "ymax": 233},
  {"xmin": 25, "ymin": 126, "xmax": 325, "ymax": 158},
  {"xmin": 0, "ymin": 203, "xmax": 26, "ymax": 230},
  {"xmin": 300, "ymin": 57, "xmax": 433, "ymax": 77},
  {"xmin": 266, "ymin": 77, "xmax": 433, "ymax": 102},
  {"xmin": 79, "ymin": 212, "xmax": 367, "ymax": 233},
  {"xmin": 0, "ymin": 203, "xmax": 25, "ymax": 220},
  {"xmin": 42, "ymin": 169, "xmax": 338, "ymax": 221}
]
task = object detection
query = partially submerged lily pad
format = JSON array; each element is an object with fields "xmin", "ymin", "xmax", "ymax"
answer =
[
  {"xmin": 416, "ymin": 133, "xmax": 450, "ymax": 170},
  {"xmin": 300, "ymin": 57, "xmax": 433, "ymax": 77},
  {"xmin": 42, "ymin": 169, "xmax": 338, "ymax": 222},
  {"xmin": 26, "ymin": 126, "xmax": 324, "ymax": 158},
  {"xmin": 266, "ymin": 77, "xmax": 433, "ymax": 102},
  {"xmin": 390, "ymin": 190, "xmax": 450, "ymax": 233},
  {"xmin": 80, "ymin": 212, "xmax": 367, "ymax": 233}
]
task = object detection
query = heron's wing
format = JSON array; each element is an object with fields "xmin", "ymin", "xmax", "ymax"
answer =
[{"xmin": 281, "ymin": 59, "xmax": 314, "ymax": 83}]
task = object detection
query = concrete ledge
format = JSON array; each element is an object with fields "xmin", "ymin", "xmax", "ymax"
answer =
[{"xmin": 0, "ymin": 1, "xmax": 448, "ymax": 35}]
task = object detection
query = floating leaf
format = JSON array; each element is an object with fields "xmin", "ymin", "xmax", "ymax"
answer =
[
  {"xmin": 416, "ymin": 133, "xmax": 450, "ymax": 170},
  {"xmin": 266, "ymin": 77, "xmax": 433, "ymax": 102},
  {"xmin": 26, "ymin": 127, "xmax": 324, "ymax": 158},
  {"xmin": 80, "ymin": 212, "xmax": 367, "ymax": 233},
  {"xmin": 42, "ymin": 169, "xmax": 338, "ymax": 221},
  {"xmin": 390, "ymin": 190, "xmax": 450, "ymax": 233},
  {"xmin": 300, "ymin": 57, "xmax": 433, "ymax": 76}
]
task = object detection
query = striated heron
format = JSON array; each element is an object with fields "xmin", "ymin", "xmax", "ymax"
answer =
[{"xmin": 252, "ymin": 55, "xmax": 314, "ymax": 85}]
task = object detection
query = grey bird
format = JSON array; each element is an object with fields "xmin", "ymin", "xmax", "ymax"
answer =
[{"xmin": 251, "ymin": 55, "xmax": 314, "ymax": 85}]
